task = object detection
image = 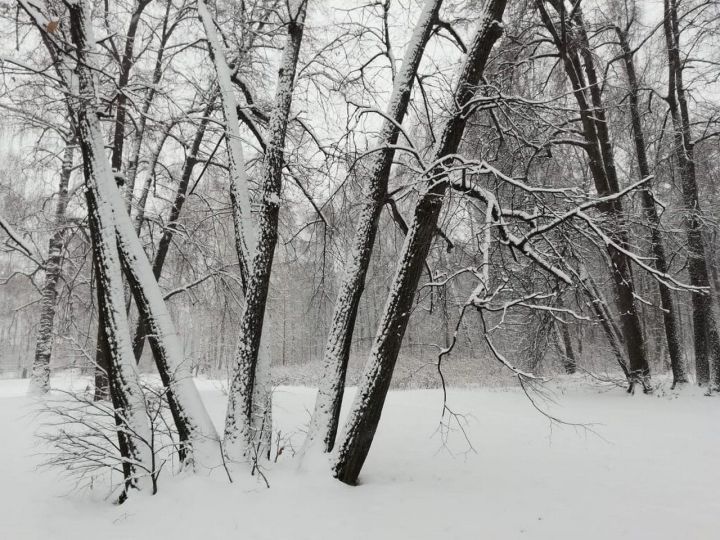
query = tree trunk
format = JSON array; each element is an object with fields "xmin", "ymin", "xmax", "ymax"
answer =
[
  {"xmin": 616, "ymin": 26, "xmax": 688, "ymax": 386},
  {"xmin": 29, "ymin": 141, "xmax": 75, "ymax": 394},
  {"xmin": 223, "ymin": 1, "xmax": 308, "ymax": 463},
  {"xmin": 110, "ymin": 0, "xmax": 152, "ymax": 194},
  {"xmin": 554, "ymin": 296, "xmax": 577, "ymax": 374},
  {"xmin": 68, "ymin": 1, "xmax": 153, "ymax": 500},
  {"xmin": 663, "ymin": 0, "xmax": 720, "ymax": 387},
  {"xmin": 580, "ymin": 268, "xmax": 631, "ymax": 379},
  {"xmin": 303, "ymin": 0, "xmax": 443, "ymax": 457},
  {"xmin": 537, "ymin": 0, "xmax": 650, "ymax": 390},
  {"xmin": 332, "ymin": 0, "xmax": 507, "ymax": 485},
  {"xmin": 124, "ymin": 0, "xmax": 173, "ymax": 204},
  {"xmin": 61, "ymin": 1, "xmax": 221, "ymax": 469}
]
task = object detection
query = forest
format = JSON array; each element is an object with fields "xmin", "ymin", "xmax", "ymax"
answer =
[{"xmin": 0, "ymin": 0, "xmax": 719, "ymax": 538}]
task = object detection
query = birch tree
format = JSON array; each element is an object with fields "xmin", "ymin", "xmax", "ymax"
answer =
[{"xmin": 28, "ymin": 139, "xmax": 75, "ymax": 394}]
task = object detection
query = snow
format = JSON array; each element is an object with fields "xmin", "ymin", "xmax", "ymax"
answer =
[{"xmin": 1, "ymin": 376, "xmax": 718, "ymax": 539}]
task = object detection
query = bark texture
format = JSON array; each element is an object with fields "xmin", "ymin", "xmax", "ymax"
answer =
[
  {"xmin": 224, "ymin": 1, "xmax": 308, "ymax": 463},
  {"xmin": 332, "ymin": 0, "xmax": 507, "ymax": 485},
  {"xmin": 29, "ymin": 141, "xmax": 75, "ymax": 394},
  {"xmin": 537, "ymin": 0, "xmax": 650, "ymax": 390},
  {"xmin": 305, "ymin": 0, "xmax": 444, "ymax": 456},
  {"xmin": 663, "ymin": 0, "xmax": 720, "ymax": 387}
]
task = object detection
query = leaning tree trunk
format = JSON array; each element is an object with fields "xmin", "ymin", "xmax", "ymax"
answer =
[
  {"xmin": 580, "ymin": 270, "xmax": 630, "ymax": 379},
  {"xmin": 62, "ymin": 0, "xmax": 220, "ymax": 469},
  {"xmin": 92, "ymin": 0, "xmax": 151, "ymax": 398},
  {"xmin": 537, "ymin": 0, "xmax": 650, "ymax": 390},
  {"xmin": 67, "ymin": 0, "xmax": 153, "ymax": 500},
  {"xmin": 197, "ymin": 0, "xmax": 255, "ymax": 287},
  {"xmin": 29, "ymin": 140, "xmax": 75, "ymax": 394},
  {"xmin": 224, "ymin": 1, "xmax": 308, "ymax": 464},
  {"xmin": 664, "ymin": 0, "xmax": 720, "ymax": 388},
  {"xmin": 303, "ymin": 0, "xmax": 444, "ymax": 458},
  {"xmin": 332, "ymin": 0, "xmax": 507, "ymax": 485}
]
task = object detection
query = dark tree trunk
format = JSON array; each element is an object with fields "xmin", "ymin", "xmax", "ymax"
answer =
[
  {"xmin": 68, "ymin": 0, "xmax": 153, "ymax": 499},
  {"xmin": 581, "ymin": 269, "xmax": 631, "ymax": 379},
  {"xmin": 616, "ymin": 26, "xmax": 688, "ymax": 386},
  {"xmin": 663, "ymin": 0, "xmax": 720, "ymax": 388},
  {"xmin": 93, "ymin": 0, "xmax": 151, "ymax": 398},
  {"xmin": 224, "ymin": 3, "xmax": 308, "ymax": 461},
  {"xmin": 305, "ymin": 0, "xmax": 443, "ymax": 456},
  {"xmin": 93, "ymin": 322, "xmax": 111, "ymax": 400},
  {"xmin": 332, "ymin": 0, "xmax": 507, "ymax": 485},
  {"xmin": 110, "ymin": 0, "xmax": 152, "ymax": 187},
  {"xmin": 554, "ymin": 296, "xmax": 577, "ymax": 374},
  {"xmin": 125, "ymin": 0, "xmax": 173, "ymax": 202},
  {"xmin": 537, "ymin": 0, "xmax": 650, "ymax": 390}
]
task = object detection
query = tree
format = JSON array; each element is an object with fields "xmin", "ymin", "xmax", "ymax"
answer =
[
  {"xmin": 223, "ymin": 0, "xmax": 309, "ymax": 465},
  {"xmin": 613, "ymin": 6, "xmax": 688, "ymax": 386},
  {"xmin": 304, "ymin": 0, "xmax": 444, "ymax": 457},
  {"xmin": 536, "ymin": 0, "xmax": 651, "ymax": 390},
  {"xmin": 332, "ymin": 0, "xmax": 508, "ymax": 485},
  {"xmin": 663, "ymin": 0, "xmax": 720, "ymax": 387},
  {"xmin": 28, "ymin": 138, "xmax": 75, "ymax": 394}
]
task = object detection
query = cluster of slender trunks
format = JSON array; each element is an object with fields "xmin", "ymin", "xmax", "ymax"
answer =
[{"xmin": 20, "ymin": 0, "xmax": 720, "ymax": 501}]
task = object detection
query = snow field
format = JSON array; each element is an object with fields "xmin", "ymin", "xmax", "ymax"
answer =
[{"xmin": 0, "ymin": 376, "xmax": 718, "ymax": 539}]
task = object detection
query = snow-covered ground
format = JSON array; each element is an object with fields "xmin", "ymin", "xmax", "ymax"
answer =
[{"xmin": 1, "ymin": 376, "xmax": 718, "ymax": 539}]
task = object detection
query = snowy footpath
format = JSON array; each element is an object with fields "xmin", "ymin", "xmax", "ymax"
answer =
[{"xmin": 0, "ymin": 377, "xmax": 718, "ymax": 539}]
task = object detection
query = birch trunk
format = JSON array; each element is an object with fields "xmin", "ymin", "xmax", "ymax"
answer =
[
  {"xmin": 332, "ymin": 0, "xmax": 507, "ymax": 485},
  {"xmin": 29, "ymin": 141, "xmax": 75, "ymax": 394},
  {"xmin": 303, "ymin": 0, "xmax": 443, "ymax": 457}
]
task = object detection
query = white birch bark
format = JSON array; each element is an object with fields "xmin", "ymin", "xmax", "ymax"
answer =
[{"xmin": 28, "ymin": 141, "xmax": 75, "ymax": 395}]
